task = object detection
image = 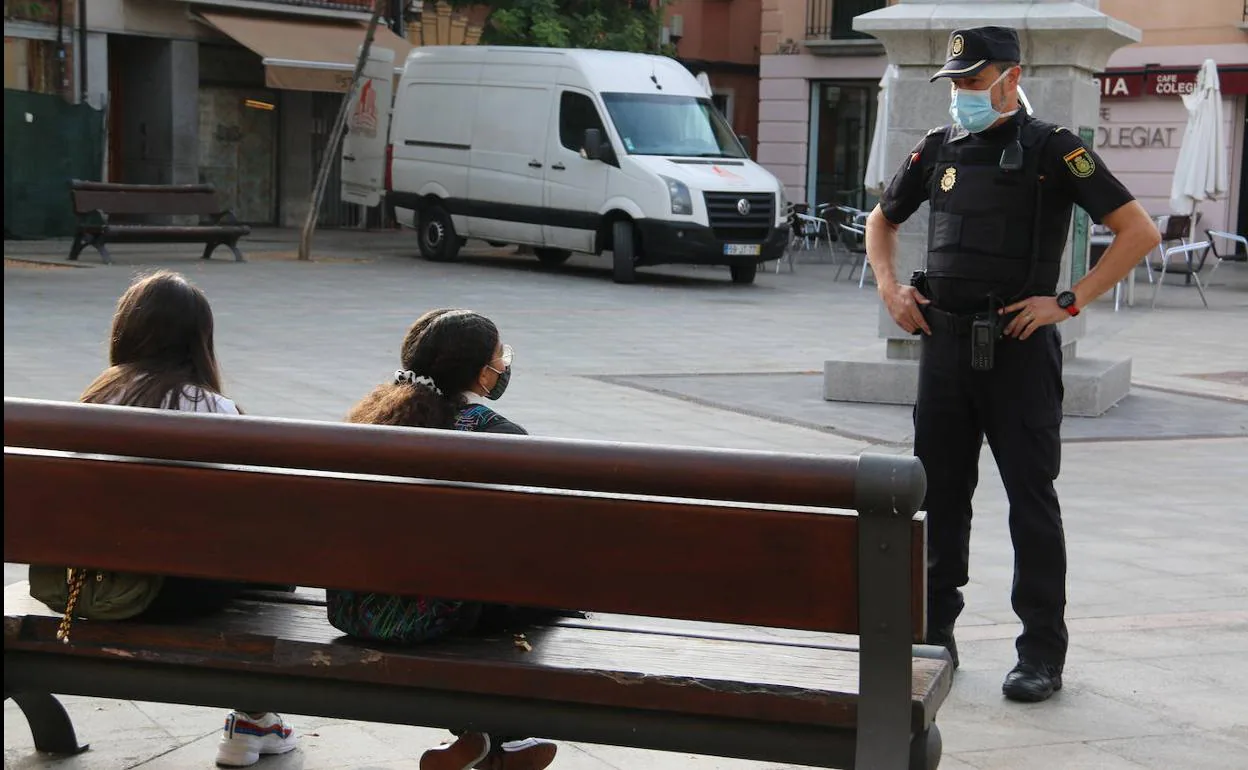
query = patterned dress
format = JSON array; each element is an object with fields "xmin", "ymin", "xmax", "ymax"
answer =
[{"xmin": 326, "ymin": 403, "xmax": 525, "ymax": 644}]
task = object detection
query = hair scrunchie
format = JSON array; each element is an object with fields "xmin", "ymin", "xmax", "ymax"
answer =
[{"xmin": 394, "ymin": 370, "xmax": 444, "ymax": 396}]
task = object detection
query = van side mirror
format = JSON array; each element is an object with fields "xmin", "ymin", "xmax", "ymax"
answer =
[
  {"xmin": 737, "ymin": 134, "xmax": 752, "ymax": 156},
  {"xmin": 583, "ymin": 128, "xmax": 613, "ymax": 163}
]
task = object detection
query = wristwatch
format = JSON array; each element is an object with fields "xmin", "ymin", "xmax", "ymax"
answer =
[{"xmin": 1056, "ymin": 290, "xmax": 1080, "ymax": 317}]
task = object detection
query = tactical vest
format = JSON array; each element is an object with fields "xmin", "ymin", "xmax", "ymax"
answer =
[{"xmin": 926, "ymin": 116, "xmax": 1073, "ymax": 300}]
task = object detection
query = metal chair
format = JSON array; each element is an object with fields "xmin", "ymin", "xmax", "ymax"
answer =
[
  {"xmin": 1152, "ymin": 241, "xmax": 1211, "ymax": 308},
  {"xmin": 785, "ymin": 212, "xmax": 833, "ymax": 273},
  {"xmin": 1203, "ymin": 229, "xmax": 1248, "ymax": 286},
  {"xmin": 838, "ymin": 223, "xmax": 873, "ymax": 287}
]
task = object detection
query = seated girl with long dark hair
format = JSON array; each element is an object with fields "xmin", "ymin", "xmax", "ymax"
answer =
[{"xmin": 331, "ymin": 309, "xmax": 556, "ymax": 770}]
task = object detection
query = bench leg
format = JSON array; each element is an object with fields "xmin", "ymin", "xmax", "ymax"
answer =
[
  {"xmin": 909, "ymin": 724, "xmax": 942, "ymax": 770},
  {"xmin": 202, "ymin": 241, "xmax": 219, "ymax": 261},
  {"xmin": 8, "ymin": 693, "xmax": 90, "ymax": 755},
  {"xmin": 67, "ymin": 234, "xmax": 86, "ymax": 262}
]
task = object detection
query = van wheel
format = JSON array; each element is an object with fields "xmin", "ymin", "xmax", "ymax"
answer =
[
  {"xmin": 534, "ymin": 248, "xmax": 572, "ymax": 266},
  {"xmin": 612, "ymin": 221, "xmax": 637, "ymax": 284},
  {"xmin": 419, "ymin": 205, "xmax": 462, "ymax": 262},
  {"xmin": 730, "ymin": 261, "xmax": 757, "ymax": 284}
]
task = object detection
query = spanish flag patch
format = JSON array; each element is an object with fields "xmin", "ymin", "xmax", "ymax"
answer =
[{"xmin": 1063, "ymin": 147, "xmax": 1095, "ymax": 178}]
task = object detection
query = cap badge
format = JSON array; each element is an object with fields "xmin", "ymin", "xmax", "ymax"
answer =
[
  {"xmin": 950, "ymin": 34, "xmax": 965, "ymax": 57},
  {"xmin": 940, "ymin": 166, "xmax": 957, "ymax": 193}
]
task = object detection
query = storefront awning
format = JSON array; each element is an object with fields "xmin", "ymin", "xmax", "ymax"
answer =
[{"xmin": 199, "ymin": 11, "xmax": 413, "ymax": 93}]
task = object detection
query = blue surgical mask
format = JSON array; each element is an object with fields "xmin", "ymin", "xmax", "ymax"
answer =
[{"xmin": 949, "ymin": 69, "xmax": 1016, "ymax": 133}]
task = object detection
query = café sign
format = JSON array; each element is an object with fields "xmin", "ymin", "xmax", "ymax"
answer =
[{"xmin": 1095, "ymin": 65, "xmax": 1248, "ymax": 99}]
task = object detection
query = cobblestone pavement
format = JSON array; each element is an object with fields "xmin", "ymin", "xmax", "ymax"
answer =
[{"xmin": 5, "ymin": 230, "xmax": 1248, "ymax": 769}]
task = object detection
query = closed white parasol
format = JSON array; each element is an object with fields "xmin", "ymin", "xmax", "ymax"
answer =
[
  {"xmin": 1170, "ymin": 59, "xmax": 1229, "ymax": 215},
  {"xmin": 863, "ymin": 65, "xmax": 898, "ymax": 194}
]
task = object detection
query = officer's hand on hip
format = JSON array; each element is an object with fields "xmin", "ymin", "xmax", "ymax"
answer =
[
  {"xmin": 882, "ymin": 283, "xmax": 932, "ymax": 335},
  {"xmin": 1000, "ymin": 296, "xmax": 1067, "ymax": 340}
]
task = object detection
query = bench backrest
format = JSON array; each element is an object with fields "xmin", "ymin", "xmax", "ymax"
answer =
[
  {"xmin": 69, "ymin": 180, "xmax": 223, "ymax": 217},
  {"xmin": 3, "ymin": 398, "xmax": 927, "ymax": 639}
]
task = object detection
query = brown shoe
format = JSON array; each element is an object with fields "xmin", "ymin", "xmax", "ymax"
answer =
[
  {"xmin": 477, "ymin": 738, "xmax": 557, "ymax": 770},
  {"xmin": 420, "ymin": 732, "xmax": 490, "ymax": 770}
]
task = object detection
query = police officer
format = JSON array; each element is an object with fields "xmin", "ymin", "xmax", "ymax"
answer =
[{"xmin": 864, "ymin": 26, "xmax": 1161, "ymax": 703}]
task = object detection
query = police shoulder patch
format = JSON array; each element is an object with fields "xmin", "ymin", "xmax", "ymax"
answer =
[{"xmin": 1063, "ymin": 147, "xmax": 1095, "ymax": 178}]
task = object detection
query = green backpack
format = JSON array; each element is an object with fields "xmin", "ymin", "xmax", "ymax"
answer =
[{"xmin": 29, "ymin": 566, "xmax": 164, "ymax": 639}]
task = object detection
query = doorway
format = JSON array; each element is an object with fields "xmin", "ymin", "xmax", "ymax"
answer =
[
  {"xmin": 807, "ymin": 81, "xmax": 876, "ymax": 212},
  {"xmin": 198, "ymin": 87, "xmax": 278, "ymax": 225},
  {"xmin": 1238, "ymin": 105, "xmax": 1247, "ymax": 233}
]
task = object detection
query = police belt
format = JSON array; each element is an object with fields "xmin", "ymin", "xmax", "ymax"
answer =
[
  {"xmin": 922, "ymin": 306, "xmax": 978, "ymax": 336},
  {"xmin": 923, "ymin": 305, "xmax": 1028, "ymax": 337}
]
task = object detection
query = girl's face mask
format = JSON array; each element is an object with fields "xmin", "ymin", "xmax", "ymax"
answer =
[{"xmin": 949, "ymin": 68, "xmax": 1017, "ymax": 134}]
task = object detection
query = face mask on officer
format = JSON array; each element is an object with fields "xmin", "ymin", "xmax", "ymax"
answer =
[{"xmin": 949, "ymin": 67, "xmax": 1019, "ymax": 134}]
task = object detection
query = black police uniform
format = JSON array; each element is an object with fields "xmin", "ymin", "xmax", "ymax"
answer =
[{"xmin": 878, "ymin": 27, "xmax": 1134, "ymax": 674}]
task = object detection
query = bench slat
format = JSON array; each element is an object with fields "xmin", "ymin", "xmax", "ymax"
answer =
[
  {"xmin": 80, "ymin": 226, "xmax": 249, "ymax": 242},
  {"xmin": 3, "ymin": 399, "xmax": 878, "ymax": 512},
  {"xmin": 4, "ymin": 585, "xmax": 950, "ymax": 733},
  {"xmin": 72, "ymin": 190, "xmax": 223, "ymax": 217},
  {"xmin": 4, "ymin": 451, "xmax": 876, "ymax": 634}
]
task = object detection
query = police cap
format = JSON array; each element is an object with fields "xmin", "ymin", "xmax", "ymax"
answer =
[{"xmin": 930, "ymin": 26, "xmax": 1021, "ymax": 82}]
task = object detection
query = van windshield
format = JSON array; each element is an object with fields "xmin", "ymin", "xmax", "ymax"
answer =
[{"xmin": 601, "ymin": 93, "xmax": 746, "ymax": 159}]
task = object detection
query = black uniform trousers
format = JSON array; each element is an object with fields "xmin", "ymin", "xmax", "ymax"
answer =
[{"xmin": 914, "ymin": 312, "xmax": 1069, "ymax": 667}]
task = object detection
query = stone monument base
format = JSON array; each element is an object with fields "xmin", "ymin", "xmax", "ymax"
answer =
[{"xmin": 824, "ymin": 350, "xmax": 1133, "ymax": 417}]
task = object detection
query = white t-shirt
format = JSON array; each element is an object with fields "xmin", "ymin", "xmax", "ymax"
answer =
[
  {"xmin": 106, "ymin": 385, "xmax": 239, "ymax": 415},
  {"xmin": 168, "ymin": 386, "xmax": 239, "ymax": 415}
]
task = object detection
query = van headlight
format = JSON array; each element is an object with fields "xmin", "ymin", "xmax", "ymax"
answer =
[
  {"xmin": 660, "ymin": 175, "xmax": 693, "ymax": 216},
  {"xmin": 778, "ymin": 187, "xmax": 789, "ymax": 223}
]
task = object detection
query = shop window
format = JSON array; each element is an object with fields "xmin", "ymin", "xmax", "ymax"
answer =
[{"xmin": 3, "ymin": 37, "xmax": 67, "ymax": 95}]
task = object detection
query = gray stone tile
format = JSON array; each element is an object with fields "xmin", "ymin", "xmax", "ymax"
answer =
[
  {"xmin": 955, "ymin": 741, "xmax": 1148, "ymax": 770},
  {"xmin": 1091, "ymin": 730, "xmax": 1248, "ymax": 770}
]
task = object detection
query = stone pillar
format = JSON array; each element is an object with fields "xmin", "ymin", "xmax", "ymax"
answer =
[
  {"xmin": 168, "ymin": 40, "xmax": 199, "ymax": 188},
  {"xmin": 116, "ymin": 38, "xmax": 199, "ymax": 219},
  {"xmin": 822, "ymin": 0, "xmax": 1140, "ymax": 417},
  {"xmin": 280, "ymin": 90, "xmax": 314, "ymax": 228}
]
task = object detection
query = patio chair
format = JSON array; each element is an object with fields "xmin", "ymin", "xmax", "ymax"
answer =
[
  {"xmin": 1203, "ymin": 229, "xmax": 1248, "ymax": 286},
  {"xmin": 785, "ymin": 210, "xmax": 833, "ymax": 273},
  {"xmin": 1151, "ymin": 213, "xmax": 1205, "ymax": 282},
  {"xmin": 1152, "ymin": 241, "xmax": 1211, "ymax": 308},
  {"xmin": 838, "ymin": 223, "xmax": 873, "ymax": 287}
]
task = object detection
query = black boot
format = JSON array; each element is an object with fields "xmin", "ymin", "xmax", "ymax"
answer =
[
  {"xmin": 1002, "ymin": 660, "xmax": 1063, "ymax": 702},
  {"xmin": 926, "ymin": 627, "xmax": 959, "ymax": 669}
]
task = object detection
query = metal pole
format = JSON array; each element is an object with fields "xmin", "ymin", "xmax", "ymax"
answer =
[
  {"xmin": 78, "ymin": 0, "xmax": 88, "ymax": 104},
  {"xmin": 297, "ymin": 0, "xmax": 386, "ymax": 261}
]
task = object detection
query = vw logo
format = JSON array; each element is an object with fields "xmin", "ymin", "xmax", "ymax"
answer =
[{"xmin": 736, "ymin": 198, "xmax": 751, "ymax": 216}]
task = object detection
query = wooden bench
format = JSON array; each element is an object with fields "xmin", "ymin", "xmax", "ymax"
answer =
[
  {"xmin": 3, "ymin": 398, "xmax": 953, "ymax": 769},
  {"xmin": 67, "ymin": 180, "xmax": 250, "ymax": 265}
]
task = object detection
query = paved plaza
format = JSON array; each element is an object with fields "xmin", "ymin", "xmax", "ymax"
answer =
[{"xmin": 4, "ymin": 231, "xmax": 1248, "ymax": 769}]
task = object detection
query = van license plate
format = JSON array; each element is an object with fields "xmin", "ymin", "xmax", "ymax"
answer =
[{"xmin": 724, "ymin": 244, "xmax": 761, "ymax": 256}]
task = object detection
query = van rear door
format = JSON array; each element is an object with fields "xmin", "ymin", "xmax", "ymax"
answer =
[{"xmin": 340, "ymin": 46, "xmax": 395, "ymax": 208}]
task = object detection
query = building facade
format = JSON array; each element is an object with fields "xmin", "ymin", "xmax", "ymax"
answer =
[
  {"xmin": 663, "ymin": 0, "xmax": 764, "ymax": 154},
  {"xmin": 5, "ymin": 0, "xmax": 466, "ymax": 228},
  {"xmin": 757, "ymin": 0, "xmax": 1248, "ymax": 234}
]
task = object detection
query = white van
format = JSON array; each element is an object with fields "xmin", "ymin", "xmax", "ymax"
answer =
[{"xmin": 377, "ymin": 46, "xmax": 789, "ymax": 284}]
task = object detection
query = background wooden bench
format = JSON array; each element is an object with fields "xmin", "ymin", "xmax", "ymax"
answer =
[
  {"xmin": 67, "ymin": 180, "xmax": 250, "ymax": 265},
  {"xmin": 3, "ymin": 398, "xmax": 952, "ymax": 770}
]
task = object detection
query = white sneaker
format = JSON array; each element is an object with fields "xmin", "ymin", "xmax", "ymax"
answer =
[{"xmin": 215, "ymin": 711, "xmax": 297, "ymax": 767}]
